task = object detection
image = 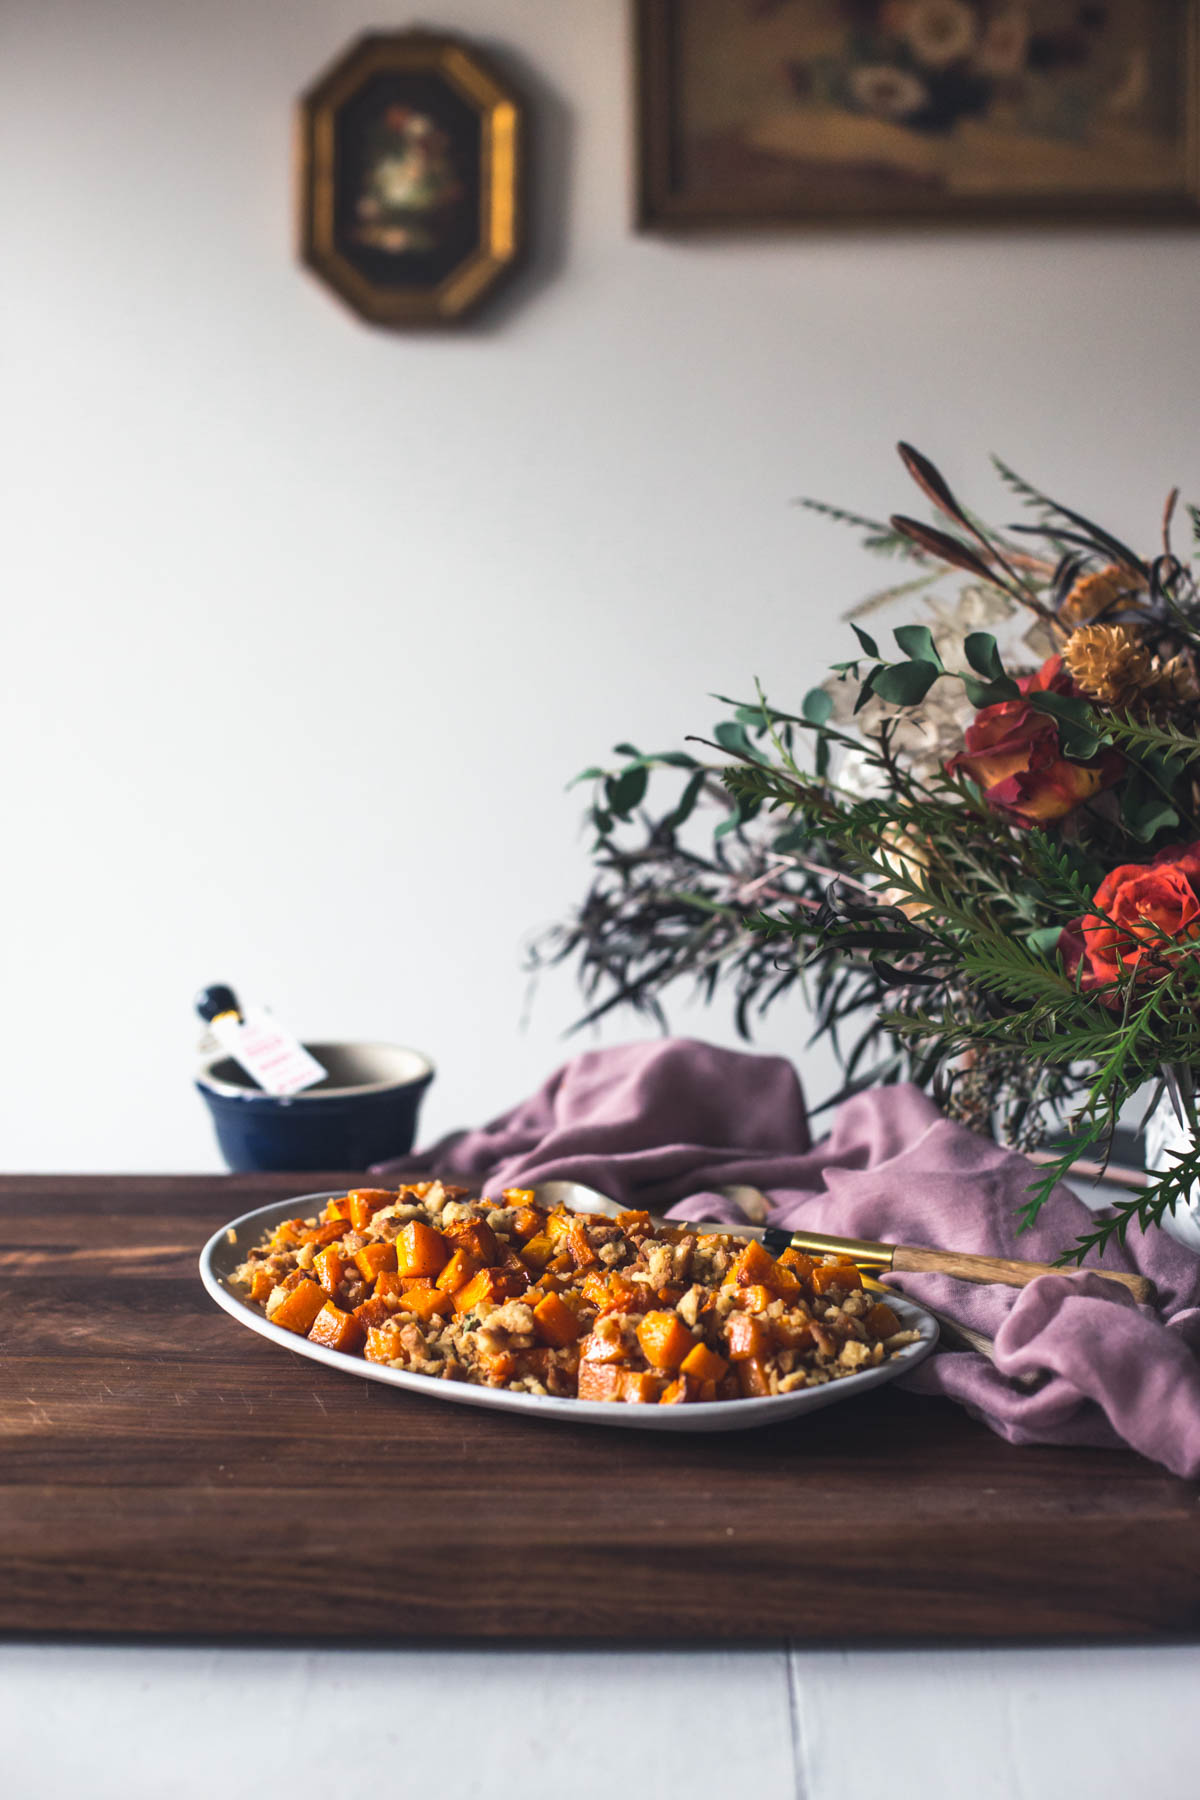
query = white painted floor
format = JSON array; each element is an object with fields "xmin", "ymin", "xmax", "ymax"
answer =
[{"xmin": 2, "ymin": 1643, "xmax": 1197, "ymax": 1797}]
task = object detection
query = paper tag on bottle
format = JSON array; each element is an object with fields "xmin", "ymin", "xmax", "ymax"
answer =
[{"xmin": 208, "ymin": 1006, "xmax": 327, "ymax": 1096}]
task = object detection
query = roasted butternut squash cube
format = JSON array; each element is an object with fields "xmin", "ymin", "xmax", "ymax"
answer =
[
  {"xmin": 731, "ymin": 1239, "xmax": 778, "ymax": 1288},
  {"xmin": 346, "ymin": 1188, "xmax": 395, "ymax": 1231},
  {"xmin": 307, "ymin": 1302, "xmax": 364, "ymax": 1355},
  {"xmin": 246, "ymin": 1267, "xmax": 274, "ymax": 1303},
  {"xmin": 615, "ymin": 1209, "xmax": 653, "ymax": 1232},
  {"xmin": 620, "ymin": 1370, "xmax": 665, "ymax": 1404},
  {"xmin": 435, "ymin": 1248, "xmax": 482, "ymax": 1293},
  {"xmin": 811, "ymin": 1260, "xmax": 864, "ymax": 1294},
  {"xmin": 771, "ymin": 1315, "xmax": 815, "ymax": 1353},
  {"xmin": 732, "ymin": 1284, "xmax": 775, "ymax": 1315},
  {"xmin": 679, "ymin": 1341, "xmax": 728, "ymax": 1384},
  {"xmin": 353, "ymin": 1295, "xmax": 395, "ymax": 1330},
  {"xmin": 502, "ymin": 1187, "xmax": 537, "ymax": 1206},
  {"xmin": 297, "ymin": 1217, "xmax": 350, "ymax": 1249},
  {"xmin": 533, "ymin": 1291, "xmax": 582, "ymax": 1348},
  {"xmin": 372, "ymin": 1270, "xmax": 406, "ymax": 1302},
  {"xmin": 660, "ymin": 1375, "xmax": 697, "ymax": 1405},
  {"xmin": 636, "ymin": 1310, "xmax": 696, "ymax": 1372},
  {"xmin": 395, "ymin": 1221, "xmax": 450, "ymax": 1279},
  {"xmin": 764, "ymin": 1260, "xmax": 801, "ymax": 1300},
  {"xmin": 508, "ymin": 1205, "xmax": 545, "ymax": 1242},
  {"xmin": 400, "ymin": 1286, "xmax": 454, "ymax": 1323},
  {"xmin": 865, "ymin": 1300, "xmax": 902, "ymax": 1340},
  {"xmin": 725, "ymin": 1313, "xmax": 768, "ymax": 1362},
  {"xmin": 364, "ymin": 1322, "xmax": 404, "ymax": 1364},
  {"xmin": 777, "ymin": 1246, "xmax": 816, "ymax": 1281},
  {"xmin": 443, "ymin": 1219, "xmax": 501, "ymax": 1266},
  {"xmin": 566, "ymin": 1218, "xmax": 598, "ymax": 1270},
  {"xmin": 312, "ymin": 1245, "xmax": 344, "ymax": 1295},
  {"xmin": 353, "ymin": 1242, "xmax": 398, "ymax": 1282},
  {"xmin": 520, "ymin": 1232, "xmax": 554, "ymax": 1271},
  {"xmin": 266, "ymin": 1279, "xmax": 326, "ymax": 1335},
  {"xmin": 736, "ymin": 1355, "xmax": 772, "ymax": 1398},
  {"xmin": 577, "ymin": 1362, "xmax": 625, "ymax": 1403},
  {"xmin": 453, "ymin": 1268, "xmax": 515, "ymax": 1314}
]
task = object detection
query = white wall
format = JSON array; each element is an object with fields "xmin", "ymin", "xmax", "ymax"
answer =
[{"xmin": 3, "ymin": 0, "xmax": 1200, "ymax": 1171}]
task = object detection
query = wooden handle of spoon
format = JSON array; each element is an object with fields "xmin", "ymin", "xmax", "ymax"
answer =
[{"xmin": 892, "ymin": 1245, "xmax": 1155, "ymax": 1307}]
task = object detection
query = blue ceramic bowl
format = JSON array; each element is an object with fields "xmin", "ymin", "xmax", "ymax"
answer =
[{"xmin": 196, "ymin": 1041, "xmax": 434, "ymax": 1173}]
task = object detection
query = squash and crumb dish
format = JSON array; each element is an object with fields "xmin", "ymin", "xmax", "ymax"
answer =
[{"xmin": 233, "ymin": 1183, "xmax": 921, "ymax": 1406}]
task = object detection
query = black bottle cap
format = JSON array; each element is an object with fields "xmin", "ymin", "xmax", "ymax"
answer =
[{"xmin": 195, "ymin": 983, "xmax": 241, "ymax": 1024}]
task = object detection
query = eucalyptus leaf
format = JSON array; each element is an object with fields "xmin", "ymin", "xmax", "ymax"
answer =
[
  {"xmin": 871, "ymin": 660, "xmax": 940, "ymax": 706},
  {"xmin": 851, "ymin": 622, "xmax": 880, "ymax": 659},
  {"xmin": 803, "ymin": 687, "xmax": 834, "ymax": 725},
  {"xmin": 893, "ymin": 624, "xmax": 943, "ymax": 669},
  {"xmin": 963, "ymin": 632, "xmax": 1006, "ymax": 682}
]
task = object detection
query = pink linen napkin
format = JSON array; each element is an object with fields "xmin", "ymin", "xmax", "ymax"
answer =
[{"xmin": 376, "ymin": 1037, "xmax": 1200, "ymax": 1476}]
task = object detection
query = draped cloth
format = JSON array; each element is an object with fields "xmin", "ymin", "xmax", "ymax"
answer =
[{"xmin": 377, "ymin": 1038, "xmax": 1200, "ymax": 1476}]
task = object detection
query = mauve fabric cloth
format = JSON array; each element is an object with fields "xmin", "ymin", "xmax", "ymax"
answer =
[{"xmin": 375, "ymin": 1038, "xmax": 1200, "ymax": 1477}]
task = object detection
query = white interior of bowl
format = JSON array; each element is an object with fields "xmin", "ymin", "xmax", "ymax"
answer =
[{"xmin": 197, "ymin": 1041, "xmax": 434, "ymax": 1100}]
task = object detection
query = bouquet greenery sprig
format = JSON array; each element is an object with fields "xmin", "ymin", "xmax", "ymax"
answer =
[{"xmin": 539, "ymin": 446, "xmax": 1200, "ymax": 1261}]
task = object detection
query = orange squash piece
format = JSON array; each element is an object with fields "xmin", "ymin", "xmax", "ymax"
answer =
[
  {"xmin": 346, "ymin": 1188, "xmax": 395, "ymax": 1231},
  {"xmin": 312, "ymin": 1245, "xmax": 344, "ymax": 1295},
  {"xmin": 777, "ymin": 1246, "xmax": 816, "ymax": 1281},
  {"xmin": 865, "ymin": 1300, "xmax": 902, "ymax": 1340},
  {"xmin": 307, "ymin": 1302, "xmax": 364, "ymax": 1355},
  {"xmin": 507, "ymin": 1205, "xmax": 545, "ymax": 1242},
  {"xmin": 731, "ymin": 1239, "xmax": 778, "ymax": 1288},
  {"xmin": 660, "ymin": 1375, "xmax": 696, "ymax": 1405},
  {"xmin": 635, "ymin": 1310, "xmax": 696, "ymax": 1372},
  {"xmin": 353, "ymin": 1295, "xmax": 395, "ymax": 1330},
  {"xmin": 443, "ymin": 1219, "xmax": 501, "ymax": 1266},
  {"xmin": 395, "ymin": 1221, "xmax": 450, "ymax": 1279},
  {"xmin": 453, "ymin": 1267, "xmax": 528, "ymax": 1314},
  {"xmin": 566, "ymin": 1217, "xmax": 598, "ymax": 1270},
  {"xmin": 764, "ymin": 1260, "xmax": 801, "ymax": 1300},
  {"xmin": 736, "ymin": 1355, "xmax": 772, "ymax": 1398},
  {"xmin": 400, "ymin": 1286, "xmax": 454, "ymax": 1323},
  {"xmin": 731, "ymin": 1284, "xmax": 775, "ymax": 1315},
  {"xmin": 435, "ymin": 1247, "xmax": 482, "ymax": 1293},
  {"xmin": 246, "ymin": 1267, "xmax": 274, "ymax": 1302},
  {"xmin": 811, "ymin": 1260, "xmax": 864, "ymax": 1294},
  {"xmin": 266, "ymin": 1279, "xmax": 326, "ymax": 1335},
  {"xmin": 725, "ymin": 1313, "xmax": 768, "ymax": 1362},
  {"xmin": 620, "ymin": 1370, "xmax": 665, "ymax": 1404},
  {"xmin": 353, "ymin": 1242, "xmax": 398, "ymax": 1282},
  {"xmin": 520, "ymin": 1232, "xmax": 554, "ymax": 1271},
  {"xmin": 679, "ymin": 1342, "xmax": 728, "ymax": 1384},
  {"xmin": 364, "ymin": 1322, "xmax": 404, "ymax": 1364},
  {"xmin": 615, "ymin": 1209, "xmax": 653, "ymax": 1232},
  {"xmin": 533, "ymin": 1291, "xmax": 581, "ymax": 1348},
  {"xmin": 577, "ymin": 1361, "xmax": 624, "ymax": 1402}
]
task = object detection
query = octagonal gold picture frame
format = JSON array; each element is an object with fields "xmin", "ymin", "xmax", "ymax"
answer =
[{"xmin": 298, "ymin": 31, "xmax": 525, "ymax": 327}]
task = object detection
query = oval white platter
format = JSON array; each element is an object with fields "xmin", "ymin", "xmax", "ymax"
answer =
[{"xmin": 200, "ymin": 1190, "xmax": 938, "ymax": 1434}]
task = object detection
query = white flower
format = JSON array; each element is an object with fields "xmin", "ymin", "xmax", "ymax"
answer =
[
  {"xmin": 904, "ymin": 0, "xmax": 977, "ymax": 70},
  {"xmin": 973, "ymin": 7, "xmax": 1029, "ymax": 78},
  {"xmin": 847, "ymin": 63, "xmax": 929, "ymax": 122}
]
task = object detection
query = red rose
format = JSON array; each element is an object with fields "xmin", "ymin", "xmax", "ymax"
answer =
[
  {"xmin": 1059, "ymin": 841, "xmax": 1200, "ymax": 993},
  {"xmin": 946, "ymin": 654, "xmax": 1121, "ymax": 827}
]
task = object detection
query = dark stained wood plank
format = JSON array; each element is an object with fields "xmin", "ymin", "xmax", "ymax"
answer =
[{"xmin": 1, "ymin": 1174, "xmax": 1198, "ymax": 1643}]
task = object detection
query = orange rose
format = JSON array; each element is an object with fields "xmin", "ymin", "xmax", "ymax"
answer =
[
  {"xmin": 946, "ymin": 654, "xmax": 1120, "ymax": 827},
  {"xmin": 1059, "ymin": 842, "xmax": 1200, "ymax": 993}
]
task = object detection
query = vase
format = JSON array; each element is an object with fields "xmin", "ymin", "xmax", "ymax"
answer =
[{"xmin": 1144, "ymin": 1084, "xmax": 1200, "ymax": 1256}]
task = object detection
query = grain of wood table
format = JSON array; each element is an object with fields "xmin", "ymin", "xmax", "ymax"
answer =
[{"xmin": 3, "ymin": 1173, "xmax": 1198, "ymax": 1643}]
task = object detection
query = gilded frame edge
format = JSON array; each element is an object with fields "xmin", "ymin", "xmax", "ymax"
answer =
[
  {"xmin": 634, "ymin": 0, "xmax": 1200, "ymax": 232},
  {"xmin": 298, "ymin": 31, "xmax": 525, "ymax": 326}
]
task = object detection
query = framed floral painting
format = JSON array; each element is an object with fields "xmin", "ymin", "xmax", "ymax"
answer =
[
  {"xmin": 299, "ymin": 32, "xmax": 524, "ymax": 325},
  {"xmin": 636, "ymin": 1, "xmax": 1200, "ymax": 226}
]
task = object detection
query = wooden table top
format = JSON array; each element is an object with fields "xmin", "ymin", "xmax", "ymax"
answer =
[{"xmin": 3, "ymin": 1172, "xmax": 1198, "ymax": 1644}]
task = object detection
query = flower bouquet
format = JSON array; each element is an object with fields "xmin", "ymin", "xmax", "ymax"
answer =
[{"xmin": 542, "ymin": 446, "xmax": 1200, "ymax": 1262}]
